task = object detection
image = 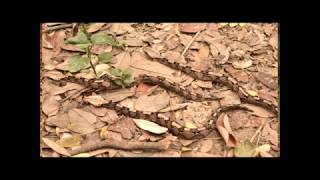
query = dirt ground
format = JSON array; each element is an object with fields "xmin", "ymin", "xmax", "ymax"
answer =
[{"xmin": 40, "ymin": 23, "xmax": 279, "ymax": 157}]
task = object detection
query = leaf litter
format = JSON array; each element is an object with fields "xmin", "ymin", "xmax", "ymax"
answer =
[{"xmin": 41, "ymin": 22, "xmax": 279, "ymax": 157}]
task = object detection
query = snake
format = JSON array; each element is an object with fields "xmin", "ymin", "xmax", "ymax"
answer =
[{"xmin": 47, "ymin": 56, "xmax": 279, "ymax": 139}]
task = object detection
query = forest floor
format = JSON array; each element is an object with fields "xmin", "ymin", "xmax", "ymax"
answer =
[{"xmin": 40, "ymin": 23, "xmax": 279, "ymax": 157}]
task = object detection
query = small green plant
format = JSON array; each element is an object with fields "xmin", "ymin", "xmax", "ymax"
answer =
[
  {"xmin": 109, "ymin": 67, "xmax": 134, "ymax": 87},
  {"xmin": 65, "ymin": 23, "xmax": 121, "ymax": 76}
]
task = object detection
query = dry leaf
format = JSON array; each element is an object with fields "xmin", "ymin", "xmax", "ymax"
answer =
[
  {"xmin": 159, "ymin": 103, "xmax": 189, "ymax": 112},
  {"xmin": 210, "ymin": 43, "xmax": 230, "ymax": 64},
  {"xmin": 216, "ymin": 113, "xmax": 238, "ymax": 147},
  {"xmin": 67, "ymin": 122, "xmax": 95, "ymax": 134},
  {"xmin": 43, "ymin": 71, "xmax": 65, "ymax": 80},
  {"xmin": 255, "ymin": 72, "xmax": 278, "ymax": 90},
  {"xmin": 143, "ymin": 47, "xmax": 162, "ymax": 59},
  {"xmin": 162, "ymin": 51, "xmax": 186, "ymax": 64},
  {"xmin": 45, "ymin": 113, "xmax": 69, "ymax": 128},
  {"xmin": 84, "ymin": 95, "xmax": 108, "ymax": 106},
  {"xmin": 254, "ymin": 144, "xmax": 272, "ymax": 157},
  {"xmin": 112, "ymin": 52, "xmax": 131, "ymax": 70},
  {"xmin": 110, "ymin": 23, "xmax": 134, "ymax": 35},
  {"xmin": 232, "ymin": 59, "xmax": 253, "ymax": 69},
  {"xmin": 181, "ymin": 151, "xmax": 221, "ymax": 157},
  {"xmin": 101, "ymin": 88, "xmax": 135, "ymax": 102},
  {"xmin": 89, "ymin": 106, "xmax": 107, "ymax": 117},
  {"xmin": 242, "ymin": 104, "xmax": 275, "ymax": 118},
  {"xmin": 108, "ymin": 117, "xmax": 137, "ymax": 139},
  {"xmin": 135, "ymin": 83, "xmax": 157, "ymax": 96},
  {"xmin": 199, "ymin": 139, "xmax": 213, "ymax": 153},
  {"xmin": 72, "ymin": 108, "xmax": 97, "ymax": 124},
  {"xmin": 217, "ymin": 90, "xmax": 241, "ymax": 106},
  {"xmin": 56, "ymin": 134, "xmax": 83, "ymax": 148},
  {"xmin": 234, "ymin": 140, "xmax": 256, "ymax": 157},
  {"xmin": 185, "ymin": 122, "xmax": 197, "ymax": 129},
  {"xmin": 99, "ymin": 109, "xmax": 119, "ymax": 124},
  {"xmin": 135, "ymin": 91, "xmax": 170, "ymax": 112},
  {"xmin": 124, "ymin": 38, "xmax": 144, "ymax": 47},
  {"xmin": 49, "ymin": 83, "xmax": 84, "ymax": 95},
  {"xmin": 179, "ymin": 23, "xmax": 207, "ymax": 33},
  {"xmin": 42, "ymin": 137, "xmax": 71, "ymax": 156},
  {"xmin": 133, "ymin": 119, "xmax": 168, "ymax": 134},
  {"xmin": 91, "ymin": 44, "xmax": 112, "ymax": 55},
  {"xmin": 87, "ymin": 23, "xmax": 105, "ymax": 33},
  {"xmin": 151, "ymin": 150, "xmax": 181, "ymax": 157},
  {"xmin": 261, "ymin": 124, "xmax": 279, "ymax": 146},
  {"xmin": 42, "ymin": 95, "xmax": 61, "ymax": 116},
  {"xmin": 193, "ymin": 80, "xmax": 213, "ymax": 88}
]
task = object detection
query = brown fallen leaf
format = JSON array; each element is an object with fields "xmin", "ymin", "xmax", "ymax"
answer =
[
  {"xmin": 72, "ymin": 108, "xmax": 97, "ymax": 124},
  {"xmin": 255, "ymin": 72, "xmax": 278, "ymax": 90},
  {"xmin": 91, "ymin": 44, "xmax": 112, "ymax": 55},
  {"xmin": 217, "ymin": 90, "xmax": 241, "ymax": 106},
  {"xmin": 210, "ymin": 43, "xmax": 230, "ymax": 64},
  {"xmin": 108, "ymin": 117, "xmax": 137, "ymax": 139},
  {"xmin": 43, "ymin": 71, "xmax": 66, "ymax": 80},
  {"xmin": 101, "ymin": 88, "xmax": 136, "ymax": 103},
  {"xmin": 193, "ymin": 80, "xmax": 213, "ymax": 89},
  {"xmin": 224, "ymin": 66, "xmax": 249, "ymax": 83},
  {"xmin": 143, "ymin": 47, "xmax": 162, "ymax": 59},
  {"xmin": 135, "ymin": 91, "xmax": 170, "ymax": 112},
  {"xmin": 89, "ymin": 106, "xmax": 107, "ymax": 117},
  {"xmin": 100, "ymin": 127, "xmax": 122, "ymax": 141},
  {"xmin": 261, "ymin": 123, "xmax": 279, "ymax": 146},
  {"xmin": 199, "ymin": 139, "xmax": 214, "ymax": 153},
  {"xmin": 151, "ymin": 150, "xmax": 181, "ymax": 157},
  {"xmin": 124, "ymin": 38, "xmax": 144, "ymax": 47},
  {"xmin": 135, "ymin": 83, "xmax": 157, "ymax": 96},
  {"xmin": 158, "ymin": 103, "xmax": 189, "ymax": 112},
  {"xmin": 45, "ymin": 113, "xmax": 69, "ymax": 128},
  {"xmin": 133, "ymin": 119, "xmax": 168, "ymax": 134},
  {"xmin": 56, "ymin": 134, "xmax": 83, "ymax": 148},
  {"xmin": 162, "ymin": 51, "xmax": 187, "ymax": 64},
  {"xmin": 67, "ymin": 122, "xmax": 95, "ymax": 135},
  {"xmin": 42, "ymin": 95, "xmax": 61, "ymax": 116},
  {"xmin": 99, "ymin": 109, "xmax": 119, "ymax": 124},
  {"xmin": 49, "ymin": 83, "xmax": 84, "ymax": 95},
  {"xmin": 232, "ymin": 59, "xmax": 253, "ymax": 69},
  {"xmin": 42, "ymin": 137, "xmax": 71, "ymax": 156},
  {"xmin": 242, "ymin": 104, "xmax": 275, "ymax": 118},
  {"xmin": 110, "ymin": 23, "xmax": 134, "ymax": 35},
  {"xmin": 269, "ymin": 31, "xmax": 278, "ymax": 50},
  {"xmin": 179, "ymin": 23, "xmax": 207, "ymax": 33},
  {"xmin": 181, "ymin": 151, "xmax": 221, "ymax": 157},
  {"xmin": 87, "ymin": 23, "xmax": 105, "ymax": 33},
  {"xmin": 216, "ymin": 113, "xmax": 238, "ymax": 147},
  {"xmin": 84, "ymin": 95, "xmax": 108, "ymax": 106},
  {"xmin": 112, "ymin": 52, "xmax": 131, "ymax": 70},
  {"xmin": 164, "ymin": 35, "xmax": 180, "ymax": 50}
]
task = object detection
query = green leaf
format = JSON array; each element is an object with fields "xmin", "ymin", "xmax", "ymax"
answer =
[
  {"xmin": 68, "ymin": 55, "xmax": 90, "ymax": 73},
  {"xmin": 114, "ymin": 79, "xmax": 124, "ymax": 86},
  {"xmin": 98, "ymin": 52, "xmax": 113, "ymax": 63},
  {"xmin": 122, "ymin": 68, "xmax": 133, "ymax": 76},
  {"xmin": 234, "ymin": 139, "xmax": 256, "ymax": 157},
  {"xmin": 65, "ymin": 31, "xmax": 90, "ymax": 45},
  {"xmin": 110, "ymin": 68, "xmax": 122, "ymax": 77},
  {"xmin": 75, "ymin": 43, "xmax": 92, "ymax": 50},
  {"xmin": 90, "ymin": 32, "xmax": 114, "ymax": 45},
  {"xmin": 123, "ymin": 77, "xmax": 134, "ymax": 85}
]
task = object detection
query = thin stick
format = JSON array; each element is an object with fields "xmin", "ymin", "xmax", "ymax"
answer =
[
  {"xmin": 180, "ymin": 30, "xmax": 202, "ymax": 57},
  {"xmin": 69, "ymin": 139, "xmax": 169, "ymax": 156},
  {"xmin": 87, "ymin": 45, "xmax": 97, "ymax": 77},
  {"xmin": 44, "ymin": 24, "xmax": 73, "ymax": 33},
  {"xmin": 250, "ymin": 119, "xmax": 273, "ymax": 143}
]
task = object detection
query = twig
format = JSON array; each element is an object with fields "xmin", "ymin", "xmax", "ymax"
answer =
[
  {"xmin": 59, "ymin": 87, "xmax": 90, "ymax": 103},
  {"xmin": 44, "ymin": 24, "xmax": 73, "ymax": 33},
  {"xmin": 250, "ymin": 119, "xmax": 274, "ymax": 143},
  {"xmin": 180, "ymin": 30, "xmax": 202, "ymax": 57},
  {"xmin": 69, "ymin": 139, "xmax": 169, "ymax": 156},
  {"xmin": 87, "ymin": 45, "xmax": 97, "ymax": 77}
]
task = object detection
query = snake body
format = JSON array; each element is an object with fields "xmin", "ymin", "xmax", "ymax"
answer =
[{"xmin": 49, "ymin": 57, "xmax": 278, "ymax": 139}]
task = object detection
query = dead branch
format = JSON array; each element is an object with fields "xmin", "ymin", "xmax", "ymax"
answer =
[
  {"xmin": 44, "ymin": 24, "xmax": 73, "ymax": 33},
  {"xmin": 180, "ymin": 30, "xmax": 202, "ymax": 57},
  {"xmin": 69, "ymin": 139, "xmax": 170, "ymax": 156}
]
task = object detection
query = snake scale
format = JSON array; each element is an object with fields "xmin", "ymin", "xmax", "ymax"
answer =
[{"xmin": 49, "ymin": 57, "xmax": 279, "ymax": 139}]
